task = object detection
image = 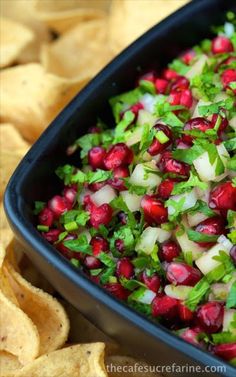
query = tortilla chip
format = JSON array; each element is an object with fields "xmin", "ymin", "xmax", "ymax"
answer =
[
  {"xmin": 5, "ymin": 238, "xmax": 23, "ymax": 272},
  {"xmin": 41, "ymin": 19, "xmax": 112, "ymax": 81},
  {"xmin": 0, "ymin": 18, "xmax": 35, "ymax": 68},
  {"xmin": 109, "ymin": 0, "xmax": 189, "ymax": 54},
  {"xmin": 34, "ymin": 0, "xmax": 109, "ymax": 33},
  {"xmin": 0, "ymin": 289, "xmax": 40, "ymax": 365},
  {"xmin": 6, "ymin": 343, "xmax": 107, "ymax": 377},
  {"xmin": 5, "ymin": 262, "xmax": 70, "ymax": 356},
  {"xmin": 0, "ymin": 242, "xmax": 6, "ymax": 268},
  {"xmin": 0, "ymin": 64, "xmax": 84, "ymax": 142},
  {"xmin": 0, "ymin": 265, "xmax": 19, "ymax": 307},
  {"xmin": 0, "ymin": 0, "xmax": 51, "ymax": 63},
  {"xmin": 0, "ymin": 202, "xmax": 13, "ymax": 250},
  {"xmin": 0, "ymin": 124, "xmax": 29, "ymax": 199},
  {"xmin": 106, "ymin": 355, "xmax": 162, "ymax": 377},
  {"xmin": 0, "ymin": 351, "xmax": 22, "ymax": 375}
]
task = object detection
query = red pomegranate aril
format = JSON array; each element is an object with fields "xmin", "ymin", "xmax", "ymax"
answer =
[
  {"xmin": 88, "ymin": 146, "xmax": 106, "ymax": 170},
  {"xmin": 230, "ymin": 245, "xmax": 236, "ymax": 265},
  {"xmin": 141, "ymin": 195, "xmax": 168, "ymax": 225},
  {"xmin": 104, "ymin": 143, "xmax": 133, "ymax": 170},
  {"xmin": 209, "ymin": 181, "xmax": 236, "ymax": 211},
  {"xmin": 180, "ymin": 49, "xmax": 196, "ymax": 65},
  {"xmin": 115, "ymin": 239, "xmax": 125, "ymax": 253},
  {"xmin": 180, "ymin": 327, "xmax": 201, "ymax": 345},
  {"xmin": 157, "ymin": 178, "xmax": 177, "ymax": 200},
  {"xmin": 170, "ymin": 76, "xmax": 190, "ymax": 92},
  {"xmin": 169, "ymin": 89, "xmax": 193, "ymax": 108},
  {"xmin": 129, "ymin": 102, "xmax": 144, "ymax": 119},
  {"xmin": 42, "ymin": 229, "xmax": 61, "ymax": 243},
  {"xmin": 141, "ymin": 271, "xmax": 161, "ymax": 293},
  {"xmin": 88, "ymin": 181, "xmax": 107, "ymax": 192},
  {"xmin": 88, "ymin": 125, "xmax": 101, "ymax": 134},
  {"xmin": 194, "ymin": 216, "xmax": 225, "ymax": 247},
  {"xmin": 211, "ymin": 36, "xmax": 234, "ymax": 54},
  {"xmin": 137, "ymin": 70, "xmax": 156, "ymax": 85},
  {"xmin": 158, "ymin": 151, "xmax": 190, "ymax": 176},
  {"xmin": 108, "ymin": 166, "xmax": 129, "ymax": 191},
  {"xmin": 89, "ymin": 203, "xmax": 113, "ymax": 229},
  {"xmin": 162, "ymin": 68, "xmax": 179, "ymax": 81},
  {"xmin": 152, "ymin": 295, "xmax": 179, "ymax": 320},
  {"xmin": 159, "ymin": 240, "xmax": 181, "ymax": 262},
  {"xmin": 103, "ymin": 282, "xmax": 130, "ymax": 300},
  {"xmin": 90, "ymin": 236, "xmax": 109, "ymax": 256},
  {"xmin": 178, "ymin": 302, "xmax": 194, "ymax": 322},
  {"xmin": 196, "ymin": 301, "xmax": 223, "ymax": 333},
  {"xmin": 211, "ymin": 113, "xmax": 228, "ymax": 134},
  {"xmin": 166, "ymin": 262, "xmax": 202, "ymax": 286},
  {"xmin": 116, "ymin": 257, "xmax": 134, "ymax": 279},
  {"xmin": 212, "ymin": 343, "xmax": 236, "ymax": 361},
  {"xmin": 176, "ymin": 137, "xmax": 192, "ymax": 149},
  {"xmin": 63, "ymin": 186, "xmax": 77, "ymax": 205},
  {"xmin": 84, "ymin": 255, "xmax": 102, "ymax": 269},
  {"xmin": 48, "ymin": 195, "xmax": 71, "ymax": 218},
  {"xmin": 148, "ymin": 124, "xmax": 173, "ymax": 156},
  {"xmin": 38, "ymin": 207, "xmax": 54, "ymax": 227},
  {"xmin": 183, "ymin": 117, "xmax": 213, "ymax": 143},
  {"xmin": 155, "ymin": 78, "xmax": 169, "ymax": 94},
  {"xmin": 221, "ymin": 68, "xmax": 236, "ymax": 93}
]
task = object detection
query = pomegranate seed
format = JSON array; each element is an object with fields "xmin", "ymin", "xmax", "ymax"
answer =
[
  {"xmin": 90, "ymin": 236, "xmax": 109, "ymax": 256},
  {"xmin": 158, "ymin": 151, "xmax": 190, "ymax": 176},
  {"xmin": 159, "ymin": 240, "xmax": 181, "ymax": 262},
  {"xmin": 169, "ymin": 89, "xmax": 193, "ymax": 108},
  {"xmin": 116, "ymin": 257, "xmax": 134, "ymax": 279},
  {"xmin": 183, "ymin": 117, "xmax": 213, "ymax": 144},
  {"xmin": 141, "ymin": 195, "xmax": 168, "ymax": 225},
  {"xmin": 88, "ymin": 126, "xmax": 101, "ymax": 134},
  {"xmin": 141, "ymin": 271, "xmax": 161, "ymax": 293},
  {"xmin": 180, "ymin": 49, "xmax": 196, "ymax": 65},
  {"xmin": 196, "ymin": 301, "xmax": 223, "ymax": 333},
  {"xmin": 162, "ymin": 68, "xmax": 179, "ymax": 80},
  {"xmin": 152, "ymin": 295, "xmax": 179, "ymax": 320},
  {"xmin": 178, "ymin": 302, "xmax": 194, "ymax": 322},
  {"xmin": 170, "ymin": 76, "xmax": 190, "ymax": 92},
  {"xmin": 194, "ymin": 216, "xmax": 225, "ymax": 248},
  {"xmin": 89, "ymin": 203, "xmax": 113, "ymax": 229},
  {"xmin": 211, "ymin": 36, "xmax": 234, "ymax": 54},
  {"xmin": 166, "ymin": 262, "xmax": 202, "ymax": 286},
  {"xmin": 63, "ymin": 186, "xmax": 77, "ymax": 205},
  {"xmin": 137, "ymin": 70, "xmax": 156, "ymax": 85},
  {"xmin": 88, "ymin": 181, "xmax": 107, "ymax": 192},
  {"xmin": 108, "ymin": 166, "xmax": 129, "ymax": 191},
  {"xmin": 212, "ymin": 343, "xmax": 236, "ymax": 361},
  {"xmin": 209, "ymin": 181, "xmax": 236, "ymax": 211},
  {"xmin": 221, "ymin": 68, "xmax": 236, "ymax": 94},
  {"xmin": 157, "ymin": 178, "xmax": 177, "ymax": 199},
  {"xmin": 122, "ymin": 102, "xmax": 144, "ymax": 122},
  {"xmin": 148, "ymin": 124, "xmax": 173, "ymax": 156},
  {"xmin": 84, "ymin": 255, "xmax": 102, "ymax": 269},
  {"xmin": 155, "ymin": 78, "xmax": 169, "ymax": 94},
  {"xmin": 223, "ymin": 56, "xmax": 236, "ymax": 66},
  {"xmin": 48, "ymin": 195, "xmax": 71, "ymax": 218},
  {"xmin": 115, "ymin": 239, "xmax": 125, "ymax": 253},
  {"xmin": 211, "ymin": 113, "xmax": 228, "ymax": 134},
  {"xmin": 104, "ymin": 143, "xmax": 133, "ymax": 170},
  {"xmin": 230, "ymin": 245, "xmax": 236, "ymax": 265},
  {"xmin": 88, "ymin": 146, "xmax": 106, "ymax": 170},
  {"xmin": 180, "ymin": 327, "xmax": 202, "ymax": 345},
  {"xmin": 176, "ymin": 137, "xmax": 192, "ymax": 149},
  {"xmin": 103, "ymin": 282, "xmax": 130, "ymax": 300},
  {"xmin": 42, "ymin": 229, "xmax": 60, "ymax": 243},
  {"xmin": 38, "ymin": 207, "xmax": 54, "ymax": 227},
  {"xmin": 117, "ymin": 211, "xmax": 127, "ymax": 225}
]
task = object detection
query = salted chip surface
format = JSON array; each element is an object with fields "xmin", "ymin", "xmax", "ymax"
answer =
[
  {"xmin": 5, "ymin": 262, "xmax": 70, "ymax": 356},
  {"xmin": 0, "ymin": 351, "xmax": 22, "ymax": 375},
  {"xmin": 41, "ymin": 19, "xmax": 112, "ymax": 81}
]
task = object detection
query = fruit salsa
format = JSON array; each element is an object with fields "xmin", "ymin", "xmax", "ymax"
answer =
[{"xmin": 36, "ymin": 17, "xmax": 236, "ymax": 364}]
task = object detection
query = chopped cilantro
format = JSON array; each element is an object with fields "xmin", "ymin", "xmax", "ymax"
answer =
[
  {"xmin": 171, "ymin": 171, "xmax": 207, "ymax": 195},
  {"xmin": 63, "ymin": 234, "xmax": 92, "ymax": 255},
  {"xmin": 226, "ymin": 281, "xmax": 236, "ymax": 309},
  {"xmin": 187, "ymin": 229, "xmax": 219, "ymax": 243},
  {"xmin": 185, "ymin": 277, "xmax": 210, "ymax": 310},
  {"xmin": 124, "ymin": 180, "xmax": 147, "ymax": 195},
  {"xmin": 189, "ymin": 200, "xmax": 216, "ymax": 218},
  {"xmin": 109, "ymin": 88, "xmax": 142, "ymax": 122},
  {"xmin": 212, "ymin": 331, "xmax": 236, "ymax": 345},
  {"xmin": 114, "ymin": 110, "xmax": 135, "ymax": 143},
  {"xmin": 169, "ymin": 59, "xmax": 190, "ymax": 75},
  {"xmin": 86, "ymin": 169, "xmax": 112, "ymax": 184},
  {"xmin": 139, "ymin": 80, "xmax": 156, "ymax": 94},
  {"xmin": 34, "ymin": 201, "xmax": 45, "ymax": 215}
]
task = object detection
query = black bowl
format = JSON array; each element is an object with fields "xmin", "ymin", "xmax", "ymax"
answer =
[{"xmin": 4, "ymin": 0, "xmax": 236, "ymax": 375}]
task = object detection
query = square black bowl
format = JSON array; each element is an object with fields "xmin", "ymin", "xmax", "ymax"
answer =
[{"xmin": 4, "ymin": 0, "xmax": 236, "ymax": 375}]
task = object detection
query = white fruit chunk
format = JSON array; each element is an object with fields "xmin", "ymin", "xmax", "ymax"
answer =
[
  {"xmin": 186, "ymin": 54, "xmax": 208, "ymax": 80},
  {"xmin": 126, "ymin": 127, "xmax": 143, "ymax": 146},
  {"xmin": 229, "ymin": 115, "xmax": 236, "ymax": 131},
  {"xmin": 135, "ymin": 227, "xmax": 159, "ymax": 255},
  {"xmin": 195, "ymin": 243, "xmax": 229, "ymax": 275},
  {"xmin": 187, "ymin": 212, "xmax": 209, "ymax": 227},
  {"xmin": 137, "ymin": 289, "xmax": 156, "ymax": 304},
  {"xmin": 175, "ymin": 230, "xmax": 205, "ymax": 260},
  {"xmin": 217, "ymin": 235, "xmax": 233, "ymax": 252},
  {"xmin": 168, "ymin": 190, "xmax": 198, "ymax": 216},
  {"xmin": 129, "ymin": 162, "xmax": 161, "ymax": 188},
  {"xmin": 120, "ymin": 191, "xmax": 142, "ymax": 212},
  {"xmin": 223, "ymin": 309, "xmax": 236, "ymax": 334},
  {"xmin": 193, "ymin": 143, "xmax": 229, "ymax": 182},
  {"xmin": 137, "ymin": 109, "xmax": 156, "ymax": 127},
  {"xmin": 155, "ymin": 228, "xmax": 172, "ymax": 243},
  {"xmin": 91, "ymin": 185, "xmax": 116, "ymax": 206},
  {"xmin": 165, "ymin": 285, "xmax": 192, "ymax": 300}
]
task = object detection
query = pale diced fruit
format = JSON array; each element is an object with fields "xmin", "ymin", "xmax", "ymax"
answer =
[
  {"xmin": 137, "ymin": 109, "xmax": 156, "ymax": 127},
  {"xmin": 135, "ymin": 227, "xmax": 159, "ymax": 255},
  {"xmin": 137, "ymin": 289, "xmax": 156, "ymax": 304},
  {"xmin": 229, "ymin": 115, "xmax": 236, "ymax": 131},
  {"xmin": 187, "ymin": 212, "xmax": 208, "ymax": 227},
  {"xmin": 186, "ymin": 54, "xmax": 208, "ymax": 80},
  {"xmin": 195, "ymin": 243, "xmax": 229, "ymax": 275},
  {"xmin": 223, "ymin": 309, "xmax": 236, "ymax": 334},
  {"xmin": 155, "ymin": 228, "xmax": 172, "ymax": 243},
  {"xmin": 193, "ymin": 143, "xmax": 229, "ymax": 182},
  {"xmin": 176, "ymin": 230, "xmax": 205, "ymax": 260},
  {"xmin": 217, "ymin": 235, "xmax": 233, "ymax": 252},
  {"xmin": 168, "ymin": 190, "xmax": 198, "ymax": 216},
  {"xmin": 129, "ymin": 162, "xmax": 161, "ymax": 188},
  {"xmin": 165, "ymin": 285, "xmax": 192, "ymax": 300},
  {"xmin": 91, "ymin": 185, "xmax": 116, "ymax": 206},
  {"xmin": 211, "ymin": 283, "xmax": 229, "ymax": 301},
  {"xmin": 120, "ymin": 191, "xmax": 142, "ymax": 212},
  {"xmin": 126, "ymin": 127, "xmax": 143, "ymax": 146}
]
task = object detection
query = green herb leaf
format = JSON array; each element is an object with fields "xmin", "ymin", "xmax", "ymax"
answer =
[
  {"xmin": 187, "ymin": 229, "xmax": 219, "ymax": 243},
  {"xmin": 226, "ymin": 281, "xmax": 236, "ymax": 309},
  {"xmin": 212, "ymin": 331, "xmax": 236, "ymax": 345},
  {"xmin": 34, "ymin": 201, "xmax": 45, "ymax": 215},
  {"xmin": 169, "ymin": 59, "xmax": 190, "ymax": 75},
  {"xmin": 86, "ymin": 169, "xmax": 112, "ymax": 184},
  {"xmin": 109, "ymin": 88, "xmax": 142, "ymax": 122},
  {"xmin": 114, "ymin": 110, "xmax": 135, "ymax": 142},
  {"xmin": 63, "ymin": 235, "xmax": 92, "ymax": 255},
  {"xmin": 139, "ymin": 80, "xmax": 156, "ymax": 94},
  {"xmin": 185, "ymin": 277, "xmax": 210, "ymax": 310},
  {"xmin": 171, "ymin": 171, "xmax": 207, "ymax": 195}
]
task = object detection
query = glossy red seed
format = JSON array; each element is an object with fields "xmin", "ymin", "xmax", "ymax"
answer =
[
  {"xmin": 42, "ymin": 229, "xmax": 61, "ymax": 243},
  {"xmin": 209, "ymin": 181, "xmax": 236, "ymax": 211},
  {"xmin": 103, "ymin": 282, "xmax": 130, "ymax": 300},
  {"xmin": 115, "ymin": 239, "xmax": 125, "ymax": 253},
  {"xmin": 162, "ymin": 68, "xmax": 179, "ymax": 80},
  {"xmin": 88, "ymin": 126, "xmax": 101, "ymax": 134},
  {"xmin": 84, "ymin": 255, "xmax": 102, "ymax": 269},
  {"xmin": 158, "ymin": 151, "xmax": 190, "ymax": 176},
  {"xmin": 63, "ymin": 186, "xmax": 77, "ymax": 205},
  {"xmin": 180, "ymin": 327, "xmax": 201, "ymax": 346},
  {"xmin": 88, "ymin": 181, "xmax": 107, "ymax": 192},
  {"xmin": 155, "ymin": 78, "xmax": 169, "ymax": 94},
  {"xmin": 178, "ymin": 302, "xmax": 194, "ymax": 322},
  {"xmin": 170, "ymin": 76, "xmax": 190, "ymax": 92},
  {"xmin": 141, "ymin": 195, "xmax": 168, "ymax": 225},
  {"xmin": 88, "ymin": 146, "xmax": 106, "ymax": 170},
  {"xmin": 180, "ymin": 49, "xmax": 196, "ymax": 65},
  {"xmin": 38, "ymin": 207, "xmax": 54, "ymax": 227},
  {"xmin": 211, "ymin": 36, "xmax": 234, "ymax": 54},
  {"xmin": 152, "ymin": 295, "xmax": 179, "ymax": 320},
  {"xmin": 212, "ymin": 343, "xmax": 236, "ymax": 361},
  {"xmin": 148, "ymin": 124, "xmax": 172, "ymax": 156},
  {"xmin": 194, "ymin": 216, "xmax": 225, "ymax": 248},
  {"xmin": 183, "ymin": 117, "xmax": 213, "ymax": 144},
  {"xmin": 166, "ymin": 262, "xmax": 202, "ymax": 286},
  {"xmin": 230, "ymin": 245, "xmax": 236, "ymax": 265},
  {"xmin": 176, "ymin": 136, "xmax": 192, "ymax": 149},
  {"xmin": 157, "ymin": 178, "xmax": 177, "ymax": 200},
  {"xmin": 196, "ymin": 301, "xmax": 223, "ymax": 333},
  {"xmin": 48, "ymin": 195, "xmax": 70, "ymax": 218},
  {"xmin": 141, "ymin": 271, "xmax": 161, "ymax": 293},
  {"xmin": 159, "ymin": 240, "xmax": 181, "ymax": 262},
  {"xmin": 116, "ymin": 257, "xmax": 134, "ymax": 279},
  {"xmin": 137, "ymin": 71, "xmax": 156, "ymax": 84},
  {"xmin": 89, "ymin": 203, "xmax": 113, "ymax": 229},
  {"xmin": 108, "ymin": 166, "xmax": 129, "ymax": 191},
  {"xmin": 104, "ymin": 143, "xmax": 133, "ymax": 170},
  {"xmin": 129, "ymin": 102, "xmax": 144, "ymax": 119},
  {"xmin": 221, "ymin": 68, "xmax": 236, "ymax": 94},
  {"xmin": 169, "ymin": 89, "xmax": 193, "ymax": 108},
  {"xmin": 90, "ymin": 236, "xmax": 109, "ymax": 256}
]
